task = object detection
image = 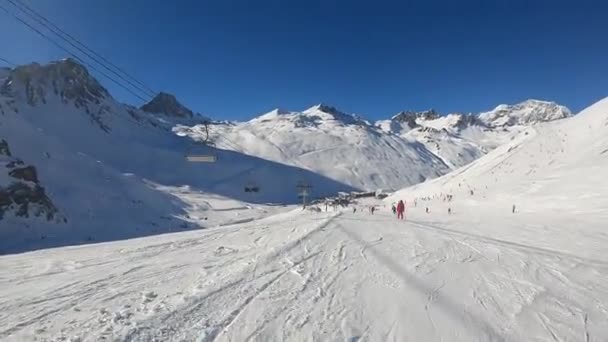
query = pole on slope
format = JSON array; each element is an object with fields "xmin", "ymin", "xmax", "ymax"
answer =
[{"xmin": 297, "ymin": 181, "xmax": 312, "ymax": 208}]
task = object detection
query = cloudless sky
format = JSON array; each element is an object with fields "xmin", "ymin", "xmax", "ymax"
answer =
[{"xmin": 1, "ymin": 0, "xmax": 607, "ymax": 120}]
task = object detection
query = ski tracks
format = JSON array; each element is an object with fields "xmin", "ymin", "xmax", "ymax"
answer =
[{"xmin": 123, "ymin": 212, "xmax": 342, "ymax": 341}]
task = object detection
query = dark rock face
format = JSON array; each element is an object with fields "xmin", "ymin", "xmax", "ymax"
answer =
[
  {"xmin": 0, "ymin": 59, "xmax": 113, "ymax": 132},
  {"xmin": 453, "ymin": 113, "xmax": 485, "ymax": 129},
  {"xmin": 1, "ymin": 58, "xmax": 109, "ymax": 107},
  {"xmin": 0, "ymin": 183, "xmax": 58, "ymax": 220},
  {"xmin": 0, "ymin": 139, "xmax": 10, "ymax": 156},
  {"xmin": 0, "ymin": 139, "xmax": 60, "ymax": 221},
  {"xmin": 141, "ymin": 92, "xmax": 194, "ymax": 118},
  {"xmin": 9, "ymin": 166, "xmax": 38, "ymax": 183},
  {"xmin": 392, "ymin": 110, "xmax": 440, "ymax": 128}
]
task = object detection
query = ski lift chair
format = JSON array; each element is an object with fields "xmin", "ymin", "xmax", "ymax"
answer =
[
  {"xmin": 244, "ymin": 181, "xmax": 260, "ymax": 193},
  {"xmin": 185, "ymin": 141, "xmax": 217, "ymax": 163}
]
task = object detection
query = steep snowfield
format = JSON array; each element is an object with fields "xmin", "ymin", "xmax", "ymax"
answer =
[
  {"xmin": 181, "ymin": 104, "xmax": 450, "ymax": 190},
  {"xmin": 1, "ymin": 98, "xmax": 606, "ymax": 341},
  {"xmin": 0, "ymin": 60, "xmax": 353, "ymax": 253}
]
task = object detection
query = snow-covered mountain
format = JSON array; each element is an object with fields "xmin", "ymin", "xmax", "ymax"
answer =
[
  {"xmin": 179, "ymin": 104, "xmax": 451, "ymax": 191},
  {"xmin": 389, "ymin": 95, "xmax": 608, "ymax": 221},
  {"xmin": 2, "ymin": 97, "xmax": 605, "ymax": 342},
  {"xmin": 0, "ymin": 59, "xmax": 354, "ymax": 253},
  {"xmin": 478, "ymin": 99, "xmax": 571, "ymax": 127},
  {"xmin": 198, "ymin": 100, "xmax": 571, "ymax": 189},
  {"xmin": 376, "ymin": 100, "xmax": 570, "ymax": 169},
  {"xmin": 0, "ymin": 58, "xmax": 574, "ymax": 253}
]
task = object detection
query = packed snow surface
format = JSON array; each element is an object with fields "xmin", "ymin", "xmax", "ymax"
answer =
[{"xmin": 1, "ymin": 195, "xmax": 606, "ymax": 341}]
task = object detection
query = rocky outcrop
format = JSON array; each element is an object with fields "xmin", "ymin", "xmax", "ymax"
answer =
[
  {"xmin": 1, "ymin": 58, "xmax": 109, "ymax": 107},
  {"xmin": 141, "ymin": 92, "xmax": 194, "ymax": 118},
  {"xmin": 0, "ymin": 139, "xmax": 61, "ymax": 221},
  {"xmin": 391, "ymin": 109, "xmax": 440, "ymax": 129}
]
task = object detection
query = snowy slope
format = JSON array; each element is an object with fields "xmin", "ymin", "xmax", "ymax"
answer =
[
  {"xmin": 388, "ymin": 96, "xmax": 606, "ymax": 217},
  {"xmin": 202, "ymin": 101, "xmax": 571, "ymax": 192},
  {"xmin": 0, "ymin": 60, "xmax": 354, "ymax": 253},
  {"xmin": 0, "ymin": 63, "xmax": 605, "ymax": 341},
  {"xmin": 2, "ymin": 95, "xmax": 608, "ymax": 342},
  {"xmin": 180, "ymin": 104, "xmax": 451, "ymax": 191},
  {"xmin": 387, "ymin": 96, "xmax": 608, "ymax": 267}
]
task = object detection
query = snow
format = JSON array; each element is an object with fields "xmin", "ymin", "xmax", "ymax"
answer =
[
  {"xmin": 182, "ymin": 105, "xmax": 452, "ymax": 191},
  {"xmin": 2, "ymin": 190, "xmax": 607, "ymax": 341},
  {"xmin": 478, "ymin": 99, "xmax": 571, "ymax": 127},
  {"xmin": 1, "ymin": 59, "xmax": 605, "ymax": 341},
  {"xmin": 0, "ymin": 60, "xmax": 354, "ymax": 253},
  {"xmin": 1, "ymin": 95, "xmax": 607, "ymax": 340}
]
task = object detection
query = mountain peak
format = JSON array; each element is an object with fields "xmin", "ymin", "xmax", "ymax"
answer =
[
  {"xmin": 140, "ymin": 92, "xmax": 194, "ymax": 118},
  {"xmin": 390, "ymin": 109, "xmax": 440, "ymax": 128},
  {"xmin": 1, "ymin": 58, "xmax": 109, "ymax": 106},
  {"xmin": 305, "ymin": 103, "xmax": 345, "ymax": 116},
  {"xmin": 479, "ymin": 99, "xmax": 571, "ymax": 127}
]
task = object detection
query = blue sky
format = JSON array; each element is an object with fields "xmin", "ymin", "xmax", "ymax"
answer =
[{"xmin": 1, "ymin": 0, "xmax": 607, "ymax": 121}]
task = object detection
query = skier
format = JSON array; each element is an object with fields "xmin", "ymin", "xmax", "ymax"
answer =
[
  {"xmin": 353, "ymin": 207, "xmax": 357, "ymax": 214},
  {"xmin": 391, "ymin": 204, "xmax": 397, "ymax": 215},
  {"xmin": 370, "ymin": 206, "xmax": 375, "ymax": 215},
  {"xmin": 396, "ymin": 200, "xmax": 405, "ymax": 220}
]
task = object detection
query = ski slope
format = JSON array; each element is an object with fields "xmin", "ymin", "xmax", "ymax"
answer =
[
  {"xmin": 1, "ymin": 195, "xmax": 607, "ymax": 341},
  {"xmin": 2, "ymin": 96, "xmax": 605, "ymax": 341}
]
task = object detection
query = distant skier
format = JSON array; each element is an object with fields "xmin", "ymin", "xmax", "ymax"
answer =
[
  {"xmin": 425, "ymin": 207, "xmax": 430, "ymax": 214},
  {"xmin": 353, "ymin": 207, "xmax": 357, "ymax": 214},
  {"xmin": 396, "ymin": 200, "xmax": 405, "ymax": 220},
  {"xmin": 448, "ymin": 207, "xmax": 452, "ymax": 215},
  {"xmin": 391, "ymin": 204, "xmax": 397, "ymax": 215},
  {"xmin": 512, "ymin": 204, "xmax": 516, "ymax": 213},
  {"xmin": 370, "ymin": 206, "xmax": 375, "ymax": 215}
]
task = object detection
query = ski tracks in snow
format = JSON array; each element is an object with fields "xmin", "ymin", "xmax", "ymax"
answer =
[{"xmin": 3, "ymin": 209, "xmax": 608, "ymax": 341}]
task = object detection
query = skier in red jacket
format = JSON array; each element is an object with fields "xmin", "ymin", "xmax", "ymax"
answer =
[{"xmin": 396, "ymin": 200, "xmax": 405, "ymax": 220}]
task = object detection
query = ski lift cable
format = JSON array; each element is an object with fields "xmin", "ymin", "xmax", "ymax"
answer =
[
  {"xmin": 0, "ymin": 56, "xmax": 16, "ymax": 67},
  {"xmin": 4, "ymin": 0, "xmax": 155, "ymax": 98},
  {"xmin": 11, "ymin": 0, "xmax": 156, "ymax": 96},
  {"xmin": 0, "ymin": 3, "xmax": 152, "ymax": 103}
]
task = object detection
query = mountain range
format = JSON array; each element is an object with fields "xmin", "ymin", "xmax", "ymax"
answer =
[{"xmin": 0, "ymin": 58, "xmax": 573, "ymax": 252}]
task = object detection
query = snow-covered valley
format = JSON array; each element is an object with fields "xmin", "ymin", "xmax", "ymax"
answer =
[{"xmin": 1, "ymin": 58, "xmax": 607, "ymax": 341}]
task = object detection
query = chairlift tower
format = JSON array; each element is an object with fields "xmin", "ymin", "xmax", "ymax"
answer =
[{"xmin": 296, "ymin": 181, "xmax": 313, "ymax": 207}]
